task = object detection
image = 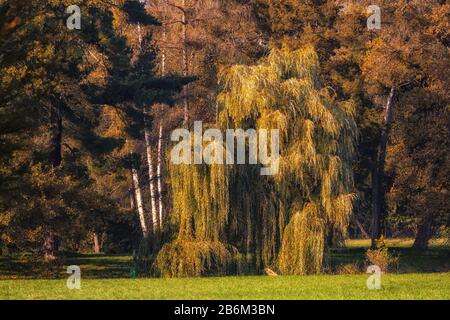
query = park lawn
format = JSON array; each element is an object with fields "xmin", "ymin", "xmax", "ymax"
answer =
[
  {"xmin": 0, "ymin": 239, "xmax": 448, "ymax": 300},
  {"xmin": 0, "ymin": 273, "xmax": 449, "ymax": 300}
]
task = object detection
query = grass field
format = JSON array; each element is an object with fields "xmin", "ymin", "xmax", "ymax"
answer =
[
  {"xmin": 0, "ymin": 239, "xmax": 449, "ymax": 300},
  {"xmin": 1, "ymin": 273, "xmax": 449, "ymax": 300}
]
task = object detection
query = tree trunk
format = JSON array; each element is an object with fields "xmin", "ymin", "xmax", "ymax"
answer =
[
  {"xmin": 355, "ymin": 218, "xmax": 370, "ymax": 239},
  {"xmin": 157, "ymin": 10, "xmax": 167, "ymax": 231},
  {"xmin": 137, "ymin": 22, "xmax": 159, "ymax": 233},
  {"xmin": 43, "ymin": 106, "xmax": 63, "ymax": 260},
  {"xmin": 129, "ymin": 188, "xmax": 136, "ymax": 211},
  {"xmin": 157, "ymin": 123, "xmax": 164, "ymax": 230},
  {"xmin": 413, "ymin": 217, "xmax": 434, "ymax": 249},
  {"xmin": 161, "ymin": 8, "xmax": 167, "ymax": 77},
  {"xmin": 132, "ymin": 163, "xmax": 149, "ymax": 238},
  {"xmin": 371, "ymin": 87, "xmax": 397, "ymax": 249},
  {"xmin": 326, "ymin": 228, "xmax": 335, "ymax": 247},
  {"xmin": 49, "ymin": 107, "xmax": 62, "ymax": 167},
  {"xmin": 93, "ymin": 232, "xmax": 100, "ymax": 253},
  {"xmin": 182, "ymin": 0, "xmax": 189, "ymax": 125},
  {"xmin": 137, "ymin": 23, "xmax": 142, "ymax": 51},
  {"xmin": 144, "ymin": 127, "xmax": 159, "ymax": 232},
  {"xmin": 43, "ymin": 231, "xmax": 56, "ymax": 261}
]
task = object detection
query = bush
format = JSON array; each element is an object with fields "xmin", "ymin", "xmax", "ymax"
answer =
[{"xmin": 365, "ymin": 236, "xmax": 399, "ymax": 273}]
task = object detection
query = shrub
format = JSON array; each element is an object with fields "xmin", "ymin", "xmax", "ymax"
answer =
[{"xmin": 365, "ymin": 236, "xmax": 399, "ymax": 273}]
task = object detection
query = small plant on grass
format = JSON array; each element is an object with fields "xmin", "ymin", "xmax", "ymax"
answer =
[{"xmin": 365, "ymin": 236, "xmax": 399, "ymax": 273}]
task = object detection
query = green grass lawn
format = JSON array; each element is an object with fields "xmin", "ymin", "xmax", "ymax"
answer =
[
  {"xmin": 1, "ymin": 273, "xmax": 449, "ymax": 300},
  {"xmin": 0, "ymin": 239, "xmax": 449, "ymax": 300}
]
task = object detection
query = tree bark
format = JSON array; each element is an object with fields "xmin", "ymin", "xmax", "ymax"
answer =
[
  {"xmin": 43, "ymin": 231, "xmax": 56, "ymax": 261},
  {"xmin": 371, "ymin": 87, "xmax": 397, "ymax": 249},
  {"xmin": 137, "ymin": 20, "xmax": 159, "ymax": 233},
  {"xmin": 93, "ymin": 232, "xmax": 100, "ymax": 253},
  {"xmin": 161, "ymin": 4, "xmax": 167, "ymax": 77},
  {"xmin": 157, "ymin": 123, "xmax": 164, "ymax": 230},
  {"xmin": 413, "ymin": 217, "xmax": 434, "ymax": 249},
  {"xmin": 355, "ymin": 218, "xmax": 370, "ymax": 239},
  {"xmin": 129, "ymin": 188, "xmax": 136, "ymax": 211},
  {"xmin": 137, "ymin": 23, "xmax": 142, "ymax": 51},
  {"xmin": 132, "ymin": 162, "xmax": 149, "ymax": 238},
  {"xmin": 43, "ymin": 106, "xmax": 63, "ymax": 260},
  {"xmin": 144, "ymin": 127, "xmax": 159, "ymax": 232},
  {"xmin": 157, "ymin": 9, "xmax": 167, "ymax": 231},
  {"xmin": 326, "ymin": 228, "xmax": 335, "ymax": 247},
  {"xmin": 49, "ymin": 107, "xmax": 62, "ymax": 167},
  {"xmin": 181, "ymin": 0, "xmax": 189, "ymax": 125}
]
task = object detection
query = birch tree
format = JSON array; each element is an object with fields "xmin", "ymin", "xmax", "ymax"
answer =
[{"xmin": 132, "ymin": 160, "xmax": 149, "ymax": 237}]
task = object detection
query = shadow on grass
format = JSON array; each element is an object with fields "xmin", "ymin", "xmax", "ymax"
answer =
[
  {"xmin": 0, "ymin": 254, "xmax": 133, "ymax": 280},
  {"xmin": 1, "ymin": 241, "xmax": 449, "ymax": 279}
]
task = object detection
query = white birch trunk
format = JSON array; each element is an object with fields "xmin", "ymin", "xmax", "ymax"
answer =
[
  {"xmin": 145, "ymin": 127, "xmax": 159, "ymax": 232},
  {"xmin": 157, "ymin": 7, "xmax": 167, "ymax": 231},
  {"xmin": 157, "ymin": 123, "xmax": 164, "ymax": 229},
  {"xmin": 137, "ymin": 22, "xmax": 159, "ymax": 233},
  {"xmin": 132, "ymin": 166, "xmax": 149, "ymax": 238}
]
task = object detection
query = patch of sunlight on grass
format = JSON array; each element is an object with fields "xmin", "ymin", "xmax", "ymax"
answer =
[{"xmin": 344, "ymin": 238, "xmax": 448, "ymax": 249}]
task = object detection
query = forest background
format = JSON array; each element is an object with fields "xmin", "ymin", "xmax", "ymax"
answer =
[{"xmin": 0, "ymin": 0, "xmax": 448, "ymax": 279}]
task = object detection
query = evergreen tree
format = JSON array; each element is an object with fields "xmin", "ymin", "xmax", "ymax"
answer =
[{"xmin": 0, "ymin": 0, "xmax": 189, "ymax": 258}]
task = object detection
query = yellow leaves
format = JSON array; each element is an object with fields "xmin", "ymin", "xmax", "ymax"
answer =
[
  {"xmin": 257, "ymin": 110, "xmax": 287, "ymax": 132},
  {"xmin": 362, "ymin": 2, "xmax": 449, "ymax": 96},
  {"xmin": 27, "ymin": 43, "xmax": 55, "ymax": 64},
  {"xmin": 167, "ymin": 46, "xmax": 357, "ymax": 275},
  {"xmin": 98, "ymin": 105, "xmax": 135, "ymax": 156},
  {"xmin": 0, "ymin": 65, "xmax": 28, "ymax": 88},
  {"xmin": 277, "ymin": 204, "xmax": 325, "ymax": 275},
  {"xmin": 426, "ymin": 4, "xmax": 450, "ymax": 41},
  {"xmin": 101, "ymin": 106, "xmax": 127, "ymax": 139},
  {"xmin": 155, "ymin": 240, "xmax": 238, "ymax": 277},
  {"xmin": 0, "ymin": 210, "xmax": 14, "ymax": 226},
  {"xmin": 267, "ymin": 45, "xmax": 320, "ymax": 81},
  {"xmin": 169, "ymin": 161, "xmax": 229, "ymax": 243},
  {"xmin": 218, "ymin": 46, "xmax": 323, "ymax": 128}
]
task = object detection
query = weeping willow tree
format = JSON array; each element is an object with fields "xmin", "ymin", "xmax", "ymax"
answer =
[
  {"xmin": 155, "ymin": 160, "xmax": 239, "ymax": 277},
  {"xmin": 156, "ymin": 46, "xmax": 357, "ymax": 276}
]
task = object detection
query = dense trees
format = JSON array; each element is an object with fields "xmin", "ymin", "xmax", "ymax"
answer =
[
  {"xmin": 248, "ymin": 0, "xmax": 449, "ymax": 248},
  {"xmin": 359, "ymin": 0, "xmax": 449, "ymax": 247},
  {"xmin": 0, "ymin": 0, "xmax": 186, "ymax": 257},
  {"xmin": 0, "ymin": 0, "xmax": 448, "ymax": 273},
  {"xmin": 0, "ymin": 0, "xmax": 115, "ymax": 258}
]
